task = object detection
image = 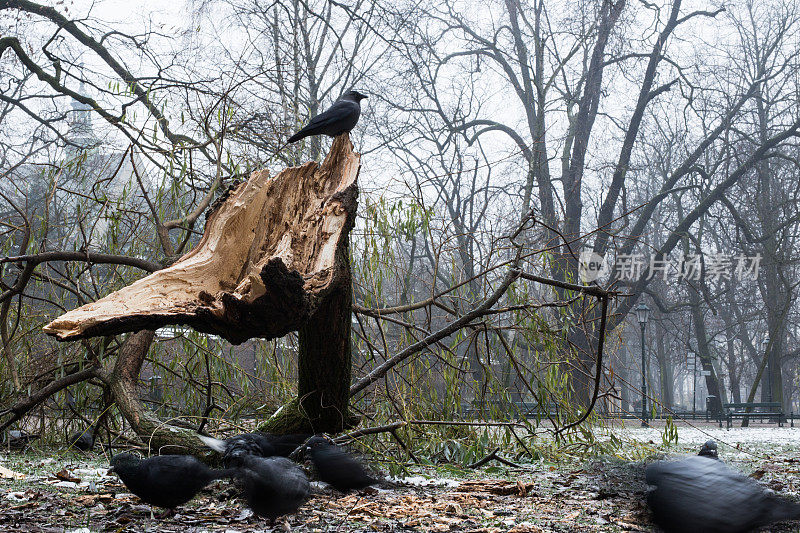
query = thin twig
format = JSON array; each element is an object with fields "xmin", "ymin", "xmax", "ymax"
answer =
[
  {"xmin": 466, "ymin": 448, "xmax": 522, "ymax": 469},
  {"xmin": 555, "ymin": 293, "xmax": 611, "ymax": 436},
  {"xmin": 334, "ymin": 421, "xmax": 408, "ymax": 443}
]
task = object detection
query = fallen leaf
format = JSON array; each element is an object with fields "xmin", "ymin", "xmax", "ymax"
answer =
[
  {"xmin": 457, "ymin": 479, "xmax": 536, "ymax": 496},
  {"xmin": 509, "ymin": 524, "xmax": 544, "ymax": 533},
  {"xmin": 54, "ymin": 469, "xmax": 80, "ymax": 483},
  {"xmin": 561, "ymin": 510, "xmax": 581, "ymax": 521},
  {"xmin": 444, "ymin": 502, "xmax": 463, "ymax": 515},
  {"xmin": 0, "ymin": 465, "xmax": 25, "ymax": 479}
]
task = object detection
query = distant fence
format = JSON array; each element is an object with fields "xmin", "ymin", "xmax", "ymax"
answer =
[{"xmin": 464, "ymin": 399, "xmax": 800, "ymax": 429}]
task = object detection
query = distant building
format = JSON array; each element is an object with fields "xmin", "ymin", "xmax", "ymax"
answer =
[{"xmin": 65, "ymin": 81, "xmax": 102, "ymax": 158}]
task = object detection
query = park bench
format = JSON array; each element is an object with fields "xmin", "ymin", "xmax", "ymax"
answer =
[
  {"xmin": 465, "ymin": 399, "xmax": 561, "ymax": 420},
  {"xmin": 723, "ymin": 402, "xmax": 784, "ymax": 429}
]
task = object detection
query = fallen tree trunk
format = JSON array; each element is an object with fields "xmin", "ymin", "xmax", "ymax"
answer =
[{"xmin": 43, "ymin": 134, "xmax": 360, "ymax": 441}]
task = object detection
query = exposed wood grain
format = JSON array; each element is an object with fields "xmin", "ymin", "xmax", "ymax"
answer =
[{"xmin": 43, "ymin": 134, "xmax": 360, "ymax": 344}]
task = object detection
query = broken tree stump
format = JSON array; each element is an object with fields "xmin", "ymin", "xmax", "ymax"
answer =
[
  {"xmin": 43, "ymin": 134, "xmax": 360, "ymax": 437},
  {"xmin": 43, "ymin": 135, "xmax": 359, "ymax": 344}
]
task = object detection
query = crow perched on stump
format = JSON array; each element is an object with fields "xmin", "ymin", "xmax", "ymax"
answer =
[
  {"xmin": 305, "ymin": 435, "xmax": 378, "ymax": 492},
  {"xmin": 285, "ymin": 90, "xmax": 367, "ymax": 145},
  {"xmin": 645, "ymin": 455, "xmax": 800, "ymax": 532},
  {"xmin": 109, "ymin": 453, "xmax": 237, "ymax": 514}
]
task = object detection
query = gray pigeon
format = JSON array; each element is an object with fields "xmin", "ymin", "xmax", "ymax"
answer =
[
  {"xmin": 286, "ymin": 90, "xmax": 367, "ymax": 144},
  {"xmin": 646, "ymin": 455, "xmax": 800, "ymax": 532},
  {"xmin": 698, "ymin": 439, "xmax": 718, "ymax": 459},
  {"xmin": 69, "ymin": 429, "xmax": 94, "ymax": 451}
]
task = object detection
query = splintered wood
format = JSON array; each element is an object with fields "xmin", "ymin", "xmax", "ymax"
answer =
[{"xmin": 43, "ymin": 135, "xmax": 359, "ymax": 344}]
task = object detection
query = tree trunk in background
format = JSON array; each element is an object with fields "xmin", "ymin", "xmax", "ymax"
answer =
[
  {"xmin": 726, "ymin": 336, "xmax": 742, "ymax": 403},
  {"xmin": 618, "ymin": 346, "xmax": 630, "ymax": 413},
  {"xmin": 784, "ymin": 365, "xmax": 795, "ymax": 413},
  {"xmin": 689, "ymin": 289, "xmax": 723, "ymax": 416},
  {"xmin": 655, "ymin": 324, "xmax": 673, "ymax": 410},
  {"xmin": 753, "ymin": 84, "xmax": 787, "ymax": 410}
]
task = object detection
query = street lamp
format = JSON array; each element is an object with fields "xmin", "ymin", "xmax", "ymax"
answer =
[
  {"xmin": 763, "ymin": 337, "xmax": 771, "ymax": 403},
  {"xmin": 689, "ymin": 349, "xmax": 697, "ymax": 415},
  {"xmin": 635, "ymin": 302, "xmax": 651, "ymax": 427}
]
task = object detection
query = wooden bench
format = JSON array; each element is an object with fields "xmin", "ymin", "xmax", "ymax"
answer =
[
  {"xmin": 723, "ymin": 402, "xmax": 784, "ymax": 429},
  {"xmin": 465, "ymin": 400, "xmax": 560, "ymax": 419}
]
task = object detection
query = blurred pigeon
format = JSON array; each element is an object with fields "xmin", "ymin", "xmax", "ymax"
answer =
[
  {"xmin": 109, "ymin": 453, "xmax": 237, "ymax": 514},
  {"xmin": 69, "ymin": 429, "xmax": 94, "ymax": 451},
  {"xmin": 237, "ymin": 455, "xmax": 310, "ymax": 523},
  {"xmin": 646, "ymin": 455, "xmax": 800, "ymax": 532},
  {"xmin": 285, "ymin": 90, "xmax": 368, "ymax": 144},
  {"xmin": 305, "ymin": 435, "xmax": 377, "ymax": 492},
  {"xmin": 3, "ymin": 430, "xmax": 39, "ymax": 449},
  {"xmin": 199, "ymin": 432, "xmax": 310, "ymax": 467},
  {"xmin": 698, "ymin": 439, "xmax": 718, "ymax": 459}
]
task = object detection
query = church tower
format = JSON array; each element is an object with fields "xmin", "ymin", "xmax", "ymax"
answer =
[{"xmin": 66, "ymin": 80, "xmax": 100, "ymax": 156}]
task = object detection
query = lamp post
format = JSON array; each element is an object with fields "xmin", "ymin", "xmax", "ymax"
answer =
[
  {"xmin": 690, "ymin": 349, "xmax": 697, "ymax": 415},
  {"xmin": 635, "ymin": 302, "xmax": 651, "ymax": 427},
  {"xmin": 763, "ymin": 337, "xmax": 771, "ymax": 403}
]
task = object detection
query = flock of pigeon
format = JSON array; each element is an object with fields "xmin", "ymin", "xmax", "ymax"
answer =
[
  {"xmin": 98, "ymin": 432, "xmax": 800, "ymax": 532},
  {"xmin": 106, "ymin": 433, "xmax": 376, "ymax": 525}
]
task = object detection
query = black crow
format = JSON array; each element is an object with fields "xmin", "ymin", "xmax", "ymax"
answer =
[
  {"xmin": 698, "ymin": 439, "xmax": 718, "ymax": 459},
  {"xmin": 646, "ymin": 455, "xmax": 800, "ymax": 533},
  {"xmin": 286, "ymin": 90, "xmax": 368, "ymax": 144},
  {"xmin": 69, "ymin": 429, "xmax": 94, "ymax": 451},
  {"xmin": 305, "ymin": 435, "xmax": 377, "ymax": 492},
  {"xmin": 198, "ymin": 432, "xmax": 310, "ymax": 468},
  {"xmin": 109, "ymin": 453, "xmax": 237, "ymax": 513},
  {"xmin": 237, "ymin": 455, "xmax": 310, "ymax": 523}
]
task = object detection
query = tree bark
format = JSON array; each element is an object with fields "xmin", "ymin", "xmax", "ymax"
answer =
[
  {"xmin": 655, "ymin": 325, "xmax": 674, "ymax": 410},
  {"xmin": 259, "ymin": 221, "xmax": 355, "ymax": 434}
]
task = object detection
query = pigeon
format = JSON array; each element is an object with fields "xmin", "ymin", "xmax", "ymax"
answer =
[
  {"xmin": 645, "ymin": 455, "xmax": 800, "ymax": 533},
  {"xmin": 69, "ymin": 429, "xmax": 94, "ymax": 451},
  {"xmin": 109, "ymin": 453, "xmax": 237, "ymax": 513},
  {"xmin": 698, "ymin": 439, "xmax": 718, "ymax": 459},
  {"xmin": 285, "ymin": 90, "xmax": 368, "ymax": 144},
  {"xmin": 3, "ymin": 429, "xmax": 39, "ymax": 449},
  {"xmin": 237, "ymin": 455, "xmax": 310, "ymax": 523},
  {"xmin": 199, "ymin": 432, "xmax": 310, "ymax": 468},
  {"xmin": 305, "ymin": 435, "xmax": 378, "ymax": 492}
]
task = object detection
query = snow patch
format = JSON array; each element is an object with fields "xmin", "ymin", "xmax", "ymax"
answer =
[{"xmin": 390, "ymin": 475, "xmax": 460, "ymax": 488}]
